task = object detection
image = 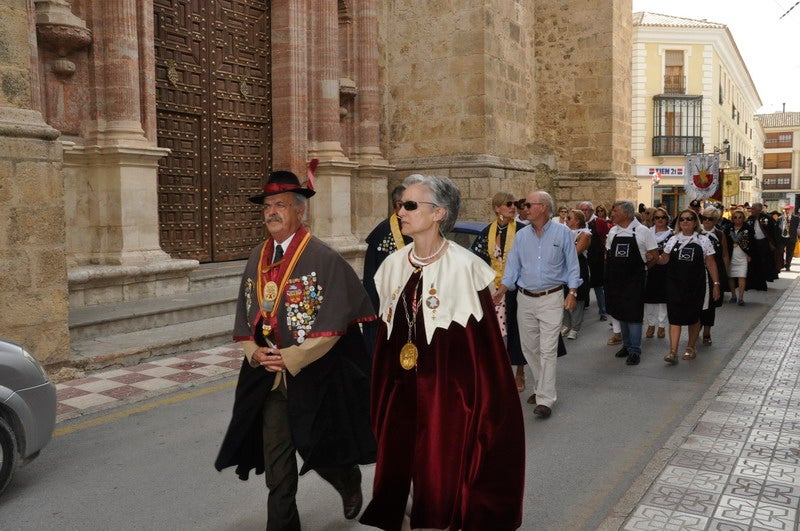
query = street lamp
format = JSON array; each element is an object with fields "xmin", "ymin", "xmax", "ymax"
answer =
[{"xmin": 722, "ymin": 139, "xmax": 730, "ymax": 160}]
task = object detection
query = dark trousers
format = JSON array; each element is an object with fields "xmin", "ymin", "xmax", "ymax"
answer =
[
  {"xmin": 783, "ymin": 238, "xmax": 797, "ymax": 269},
  {"xmin": 262, "ymin": 383, "xmax": 361, "ymax": 531},
  {"xmin": 262, "ymin": 385, "xmax": 300, "ymax": 531}
]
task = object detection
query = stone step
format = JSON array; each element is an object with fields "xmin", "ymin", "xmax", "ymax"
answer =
[
  {"xmin": 188, "ymin": 260, "xmax": 246, "ymax": 291},
  {"xmin": 65, "ymin": 315, "xmax": 236, "ymax": 373},
  {"xmin": 68, "ymin": 286, "xmax": 237, "ymax": 341}
]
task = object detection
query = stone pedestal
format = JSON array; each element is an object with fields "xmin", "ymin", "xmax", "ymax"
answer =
[{"xmin": 63, "ymin": 143, "xmax": 171, "ymax": 267}]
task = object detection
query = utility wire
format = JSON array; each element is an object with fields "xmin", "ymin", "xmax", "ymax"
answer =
[{"xmin": 780, "ymin": 0, "xmax": 799, "ymax": 19}]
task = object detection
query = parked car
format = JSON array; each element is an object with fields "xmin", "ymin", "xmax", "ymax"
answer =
[
  {"xmin": 448, "ymin": 220, "xmax": 489, "ymax": 249},
  {"xmin": 0, "ymin": 338, "xmax": 57, "ymax": 495}
]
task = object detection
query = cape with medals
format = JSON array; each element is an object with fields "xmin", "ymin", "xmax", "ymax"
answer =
[
  {"xmin": 215, "ymin": 225, "xmax": 378, "ymax": 480},
  {"xmin": 360, "ymin": 242, "xmax": 524, "ymax": 531}
]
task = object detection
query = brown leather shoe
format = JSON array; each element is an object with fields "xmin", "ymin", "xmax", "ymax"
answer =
[
  {"xmin": 607, "ymin": 333, "xmax": 622, "ymax": 345},
  {"xmin": 657, "ymin": 327, "xmax": 665, "ymax": 338},
  {"xmin": 533, "ymin": 404, "xmax": 551, "ymax": 418},
  {"xmin": 645, "ymin": 325, "xmax": 655, "ymax": 338},
  {"xmin": 526, "ymin": 393, "xmax": 537, "ymax": 404},
  {"xmin": 515, "ymin": 367, "xmax": 525, "ymax": 392}
]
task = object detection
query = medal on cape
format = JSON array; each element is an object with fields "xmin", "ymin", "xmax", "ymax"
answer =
[
  {"xmin": 262, "ymin": 281, "xmax": 278, "ymax": 312},
  {"xmin": 262, "ymin": 323, "xmax": 272, "ymax": 337},
  {"xmin": 425, "ymin": 287, "xmax": 440, "ymax": 309},
  {"xmin": 400, "ymin": 341, "xmax": 418, "ymax": 370}
]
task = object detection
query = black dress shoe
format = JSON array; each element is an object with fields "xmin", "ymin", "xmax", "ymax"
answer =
[
  {"xmin": 533, "ymin": 405, "xmax": 551, "ymax": 418},
  {"xmin": 526, "ymin": 393, "xmax": 537, "ymax": 404},
  {"xmin": 341, "ymin": 467, "xmax": 363, "ymax": 520},
  {"xmin": 614, "ymin": 347, "xmax": 629, "ymax": 358},
  {"xmin": 625, "ymin": 352, "xmax": 640, "ymax": 365}
]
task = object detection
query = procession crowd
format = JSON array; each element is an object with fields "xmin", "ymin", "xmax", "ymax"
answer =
[{"xmin": 215, "ymin": 169, "xmax": 799, "ymax": 530}]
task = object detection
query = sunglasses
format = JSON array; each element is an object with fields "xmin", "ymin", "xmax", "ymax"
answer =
[
  {"xmin": 679, "ymin": 217, "xmax": 695, "ymax": 222},
  {"xmin": 501, "ymin": 201, "xmax": 515, "ymax": 207},
  {"xmin": 653, "ymin": 215, "xmax": 667, "ymax": 220},
  {"xmin": 699, "ymin": 215, "xmax": 716, "ymax": 222},
  {"xmin": 522, "ymin": 202, "xmax": 544, "ymax": 209},
  {"xmin": 400, "ymin": 200, "xmax": 438, "ymax": 211}
]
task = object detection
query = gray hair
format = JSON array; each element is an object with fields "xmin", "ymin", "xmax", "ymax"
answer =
[
  {"xmin": 612, "ymin": 200, "xmax": 635, "ymax": 220},
  {"xmin": 702, "ymin": 206, "xmax": 720, "ymax": 220},
  {"xmin": 576, "ymin": 201, "xmax": 594, "ymax": 211},
  {"xmin": 292, "ymin": 193, "xmax": 308, "ymax": 208},
  {"xmin": 534, "ymin": 191, "xmax": 555, "ymax": 218},
  {"xmin": 402, "ymin": 174, "xmax": 461, "ymax": 233}
]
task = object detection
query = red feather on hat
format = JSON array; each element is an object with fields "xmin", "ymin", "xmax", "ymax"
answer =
[{"xmin": 306, "ymin": 158, "xmax": 319, "ymax": 191}]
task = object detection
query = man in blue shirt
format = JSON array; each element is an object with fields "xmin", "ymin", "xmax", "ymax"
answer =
[{"xmin": 493, "ymin": 191, "xmax": 581, "ymax": 418}]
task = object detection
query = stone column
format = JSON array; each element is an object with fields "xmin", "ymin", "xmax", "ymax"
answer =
[
  {"xmin": 68, "ymin": 0, "xmax": 172, "ymax": 267},
  {"xmin": 0, "ymin": 0, "xmax": 70, "ymax": 364},
  {"xmin": 306, "ymin": 2, "xmax": 359, "ymax": 250},
  {"xmin": 351, "ymin": 0, "xmax": 393, "ymax": 241}
]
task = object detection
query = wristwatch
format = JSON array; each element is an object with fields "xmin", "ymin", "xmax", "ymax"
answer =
[
  {"xmin": 568, "ymin": 290, "xmax": 578, "ymax": 296},
  {"xmin": 713, "ymin": 281, "xmax": 720, "ymax": 285}
]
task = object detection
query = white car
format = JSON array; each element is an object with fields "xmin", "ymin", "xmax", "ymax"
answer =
[{"xmin": 0, "ymin": 338, "xmax": 56, "ymax": 495}]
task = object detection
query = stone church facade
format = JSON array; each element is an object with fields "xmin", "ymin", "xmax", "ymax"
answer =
[{"xmin": 1, "ymin": 0, "xmax": 632, "ymax": 365}]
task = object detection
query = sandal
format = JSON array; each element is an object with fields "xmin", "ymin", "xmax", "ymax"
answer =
[
  {"xmin": 702, "ymin": 336, "xmax": 712, "ymax": 346},
  {"xmin": 664, "ymin": 350, "xmax": 678, "ymax": 365},
  {"xmin": 682, "ymin": 346, "xmax": 696, "ymax": 360}
]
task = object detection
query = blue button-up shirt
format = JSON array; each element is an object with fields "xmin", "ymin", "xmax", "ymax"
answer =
[{"xmin": 501, "ymin": 220, "xmax": 581, "ymax": 292}]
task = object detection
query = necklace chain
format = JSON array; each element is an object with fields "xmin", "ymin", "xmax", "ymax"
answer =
[
  {"xmin": 400, "ymin": 275, "xmax": 422, "ymax": 343},
  {"xmin": 410, "ymin": 238, "xmax": 447, "ymax": 263}
]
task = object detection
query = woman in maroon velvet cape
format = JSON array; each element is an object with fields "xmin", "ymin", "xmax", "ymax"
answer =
[{"xmin": 360, "ymin": 174, "xmax": 525, "ymax": 531}]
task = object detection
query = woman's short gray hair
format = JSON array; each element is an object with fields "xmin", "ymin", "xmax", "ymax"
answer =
[
  {"xmin": 702, "ymin": 206, "xmax": 720, "ymax": 220},
  {"xmin": 612, "ymin": 200, "xmax": 635, "ymax": 220},
  {"xmin": 403, "ymin": 174, "xmax": 461, "ymax": 233}
]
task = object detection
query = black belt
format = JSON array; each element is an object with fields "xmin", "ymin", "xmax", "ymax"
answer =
[{"xmin": 518, "ymin": 286, "xmax": 563, "ymax": 298}]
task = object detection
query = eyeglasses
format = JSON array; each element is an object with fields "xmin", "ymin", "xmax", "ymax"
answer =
[
  {"xmin": 503, "ymin": 201, "xmax": 515, "ymax": 207},
  {"xmin": 559, "ymin": 209, "xmax": 568, "ymax": 213},
  {"xmin": 678, "ymin": 217, "xmax": 695, "ymax": 222},
  {"xmin": 699, "ymin": 215, "xmax": 716, "ymax": 222},
  {"xmin": 400, "ymin": 200, "xmax": 438, "ymax": 211},
  {"xmin": 596, "ymin": 209, "xmax": 605, "ymax": 213},
  {"xmin": 653, "ymin": 215, "xmax": 667, "ymax": 220},
  {"xmin": 523, "ymin": 202, "xmax": 544, "ymax": 209}
]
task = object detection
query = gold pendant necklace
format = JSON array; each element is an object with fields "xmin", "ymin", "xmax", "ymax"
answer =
[{"xmin": 399, "ymin": 273, "xmax": 422, "ymax": 370}]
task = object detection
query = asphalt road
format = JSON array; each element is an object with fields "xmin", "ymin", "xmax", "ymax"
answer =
[{"xmin": 1, "ymin": 274, "xmax": 793, "ymax": 530}]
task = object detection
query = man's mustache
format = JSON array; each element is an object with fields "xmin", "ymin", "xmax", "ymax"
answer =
[{"xmin": 266, "ymin": 215, "xmax": 283, "ymax": 223}]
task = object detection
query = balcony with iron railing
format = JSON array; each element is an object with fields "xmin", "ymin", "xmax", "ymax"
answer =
[
  {"xmin": 652, "ymin": 136, "xmax": 703, "ymax": 156},
  {"xmin": 663, "ymin": 74, "xmax": 686, "ymax": 94}
]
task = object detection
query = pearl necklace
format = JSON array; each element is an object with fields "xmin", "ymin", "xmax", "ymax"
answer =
[{"xmin": 410, "ymin": 238, "xmax": 448, "ymax": 263}]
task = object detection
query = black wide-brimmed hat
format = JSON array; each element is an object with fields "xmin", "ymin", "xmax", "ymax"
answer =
[{"xmin": 248, "ymin": 170, "xmax": 316, "ymax": 204}]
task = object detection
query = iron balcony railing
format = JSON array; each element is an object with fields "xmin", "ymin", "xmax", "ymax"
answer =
[{"xmin": 652, "ymin": 136, "xmax": 704, "ymax": 156}]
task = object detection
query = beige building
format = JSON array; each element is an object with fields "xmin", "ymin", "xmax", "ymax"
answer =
[
  {"xmin": 2, "ymin": 0, "xmax": 634, "ymax": 367},
  {"xmin": 755, "ymin": 112, "xmax": 800, "ymax": 210},
  {"xmin": 632, "ymin": 12, "xmax": 763, "ymax": 216}
]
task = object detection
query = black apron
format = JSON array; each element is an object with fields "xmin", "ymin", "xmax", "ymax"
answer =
[
  {"xmin": 605, "ymin": 228, "xmax": 646, "ymax": 322},
  {"xmin": 665, "ymin": 239, "xmax": 706, "ymax": 326},
  {"xmin": 644, "ymin": 233, "xmax": 670, "ymax": 304}
]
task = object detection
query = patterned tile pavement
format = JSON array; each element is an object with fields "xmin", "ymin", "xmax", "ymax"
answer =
[
  {"xmin": 623, "ymin": 279, "xmax": 800, "ymax": 531},
  {"xmin": 55, "ymin": 344, "xmax": 242, "ymax": 421}
]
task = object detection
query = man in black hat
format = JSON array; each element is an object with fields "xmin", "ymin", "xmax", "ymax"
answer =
[{"xmin": 215, "ymin": 170, "xmax": 377, "ymax": 529}]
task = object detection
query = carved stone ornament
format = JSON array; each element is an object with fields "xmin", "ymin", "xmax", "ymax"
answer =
[
  {"xmin": 166, "ymin": 61, "xmax": 179, "ymax": 86},
  {"xmin": 35, "ymin": 0, "xmax": 93, "ymax": 79}
]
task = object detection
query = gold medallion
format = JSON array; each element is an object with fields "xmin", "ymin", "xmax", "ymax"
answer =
[
  {"xmin": 264, "ymin": 281, "xmax": 279, "ymax": 302},
  {"xmin": 399, "ymin": 341, "xmax": 418, "ymax": 370},
  {"xmin": 262, "ymin": 323, "xmax": 272, "ymax": 337}
]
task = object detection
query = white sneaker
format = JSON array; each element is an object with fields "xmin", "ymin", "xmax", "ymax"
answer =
[
  {"xmin": 567, "ymin": 330, "xmax": 578, "ymax": 340},
  {"xmin": 561, "ymin": 325, "xmax": 570, "ymax": 336}
]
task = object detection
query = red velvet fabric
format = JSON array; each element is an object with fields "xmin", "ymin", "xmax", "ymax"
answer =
[{"xmin": 360, "ymin": 272, "xmax": 525, "ymax": 531}]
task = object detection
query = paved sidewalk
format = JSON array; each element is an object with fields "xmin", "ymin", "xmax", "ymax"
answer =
[
  {"xmin": 55, "ymin": 344, "xmax": 242, "ymax": 421},
  {"xmin": 621, "ymin": 277, "xmax": 800, "ymax": 530}
]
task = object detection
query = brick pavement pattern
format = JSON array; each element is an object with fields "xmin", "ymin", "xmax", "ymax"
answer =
[
  {"xmin": 624, "ymin": 285, "xmax": 800, "ymax": 530},
  {"xmin": 56, "ymin": 344, "xmax": 242, "ymax": 419}
]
